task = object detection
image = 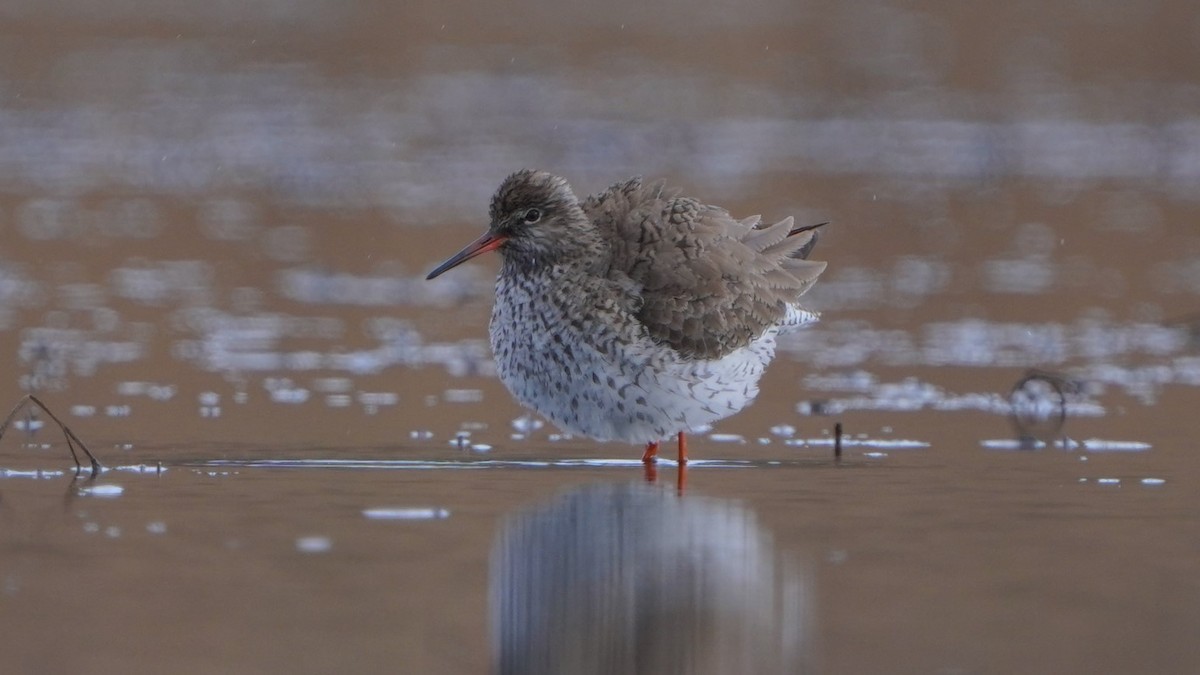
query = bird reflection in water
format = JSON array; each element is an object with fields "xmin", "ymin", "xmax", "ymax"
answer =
[{"xmin": 490, "ymin": 482, "xmax": 813, "ymax": 674}]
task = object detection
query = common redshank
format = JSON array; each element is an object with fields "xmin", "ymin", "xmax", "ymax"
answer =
[{"xmin": 426, "ymin": 170, "xmax": 827, "ymax": 468}]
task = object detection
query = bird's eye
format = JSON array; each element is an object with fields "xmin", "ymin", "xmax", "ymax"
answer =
[{"xmin": 523, "ymin": 208, "xmax": 541, "ymax": 223}]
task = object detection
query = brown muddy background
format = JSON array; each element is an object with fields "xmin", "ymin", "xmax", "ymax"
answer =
[{"xmin": 1, "ymin": 1, "xmax": 1198, "ymax": 673}]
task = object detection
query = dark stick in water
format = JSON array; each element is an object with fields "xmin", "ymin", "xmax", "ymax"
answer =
[{"xmin": 0, "ymin": 394, "xmax": 102, "ymax": 476}]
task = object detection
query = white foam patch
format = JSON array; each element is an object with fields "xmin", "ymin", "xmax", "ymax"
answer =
[
  {"xmin": 981, "ymin": 439, "xmax": 1033, "ymax": 450},
  {"xmin": 363, "ymin": 507, "xmax": 451, "ymax": 521},
  {"xmin": 81, "ymin": 484, "xmax": 124, "ymax": 498},
  {"xmin": 808, "ymin": 437, "xmax": 929, "ymax": 449},
  {"xmin": 114, "ymin": 464, "xmax": 164, "ymax": 474},
  {"xmin": 708, "ymin": 433, "xmax": 745, "ymax": 443},
  {"xmin": 511, "ymin": 417, "xmax": 544, "ymax": 433},
  {"xmin": 1077, "ymin": 439, "xmax": 1152, "ymax": 452},
  {"xmin": 982, "ymin": 438, "xmax": 1150, "ymax": 452},
  {"xmin": 295, "ymin": 536, "xmax": 332, "ymax": 553},
  {"xmin": 0, "ymin": 469, "xmax": 65, "ymax": 479}
]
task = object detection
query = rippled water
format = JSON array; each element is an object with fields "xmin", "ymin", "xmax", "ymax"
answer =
[{"xmin": 1, "ymin": 1, "xmax": 1199, "ymax": 673}]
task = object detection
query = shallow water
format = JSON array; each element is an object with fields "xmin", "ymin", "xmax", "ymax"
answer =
[
  {"xmin": 1, "ymin": 443, "xmax": 1195, "ymax": 674},
  {"xmin": 2, "ymin": 1, "xmax": 1200, "ymax": 673}
]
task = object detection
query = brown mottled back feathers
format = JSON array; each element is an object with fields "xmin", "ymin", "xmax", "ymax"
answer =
[{"xmin": 584, "ymin": 177, "xmax": 827, "ymax": 361}]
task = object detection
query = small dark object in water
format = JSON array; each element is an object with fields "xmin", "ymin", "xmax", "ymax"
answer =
[
  {"xmin": 834, "ymin": 422, "xmax": 843, "ymax": 460},
  {"xmin": 1009, "ymin": 369, "xmax": 1080, "ymax": 445}
]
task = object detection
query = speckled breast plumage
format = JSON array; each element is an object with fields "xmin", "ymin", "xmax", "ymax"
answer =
[{"xmin": 490, "ymin": 264, "xmax": 779, "ymax": 445}]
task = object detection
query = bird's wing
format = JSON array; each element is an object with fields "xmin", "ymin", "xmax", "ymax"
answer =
[{"xmin": 584, "ymin": 177, "xmax": 826, "ymax": 361}]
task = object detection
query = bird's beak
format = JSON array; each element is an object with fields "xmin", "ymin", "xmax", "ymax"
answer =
[{"xmin": 425, "ymin": 231, "xmax": 508, "ymax": 280}]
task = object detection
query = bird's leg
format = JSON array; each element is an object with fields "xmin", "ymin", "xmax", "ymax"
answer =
[
  {"xmin": 642, "ymin": 441, "xmax": 659, "ymax": 484},
  {"xmin": 676, "ymin": 432, "xmax": 688, "ymax": 493}
]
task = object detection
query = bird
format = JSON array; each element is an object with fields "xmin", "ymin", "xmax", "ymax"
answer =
[{"xmin": 426, "ymin": 170, "xmax": 827, "ymax": 468}]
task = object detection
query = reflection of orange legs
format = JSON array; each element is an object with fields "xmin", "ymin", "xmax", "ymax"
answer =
[{"xmin": 643, "ymin": 460, "xmax": 658, "ymax": 484}]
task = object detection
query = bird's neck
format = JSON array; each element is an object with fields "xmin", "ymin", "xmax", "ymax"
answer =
[
  {"xmin": 501, "ymin": 251, "xmax": 600, "ymax": 281},
  {"xmin": 500, "ymin": 234, "xmax": 610, "ymax": 279}
]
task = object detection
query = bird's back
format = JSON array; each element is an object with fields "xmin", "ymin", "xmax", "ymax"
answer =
[{"xmin": 583, "ymin": 177, "xmax": 826, "ymax": 361}]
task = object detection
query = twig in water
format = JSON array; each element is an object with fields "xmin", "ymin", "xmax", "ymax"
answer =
[{"xmin": 0, "ymin": 394, "xmax": 102, "ymax": 476}]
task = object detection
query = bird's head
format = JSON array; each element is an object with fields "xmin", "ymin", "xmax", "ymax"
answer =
[{"xmin": 426, "ymin": 170, "xmax": 599, "ymax": 279}]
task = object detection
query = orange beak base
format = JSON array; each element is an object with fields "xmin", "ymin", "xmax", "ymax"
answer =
[{"xmin": 425, "ymin": 232, "xmax": 508, "ymax": 280}]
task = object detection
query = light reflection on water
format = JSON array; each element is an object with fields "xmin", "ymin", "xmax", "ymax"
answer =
[
  {"xmin": 7, "ymin": 298, "xmax": 1198, "ymax": 442},
  {"xmin": 184, "ymin": 457, "xmax": 836, "ymax": 470}
]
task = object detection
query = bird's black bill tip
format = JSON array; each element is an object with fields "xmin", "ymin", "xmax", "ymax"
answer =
[
  {"xmin": 788, "ymin": 221, "xmax": 830, "ymax": 236},
  {"xmin": 425, "ymin": 232, "xmax": 508, "ymax": 280}
]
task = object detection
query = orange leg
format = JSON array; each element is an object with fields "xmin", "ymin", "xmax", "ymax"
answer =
[
  {"xmin": 642, "ymin": 441, "xmax": 659, "ymax": 483},
  {"xmin": 676, "ymin": 432, "xmax": 688, "ymax": 494},
  {"xmin": 641, "ymin": 441, "xmax": 659, "ymax": 464}
]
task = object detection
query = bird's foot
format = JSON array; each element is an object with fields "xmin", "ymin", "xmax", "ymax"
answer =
[{"xmin": 642, "ymin": 441, "xmax": 659, "ymax": 483}]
